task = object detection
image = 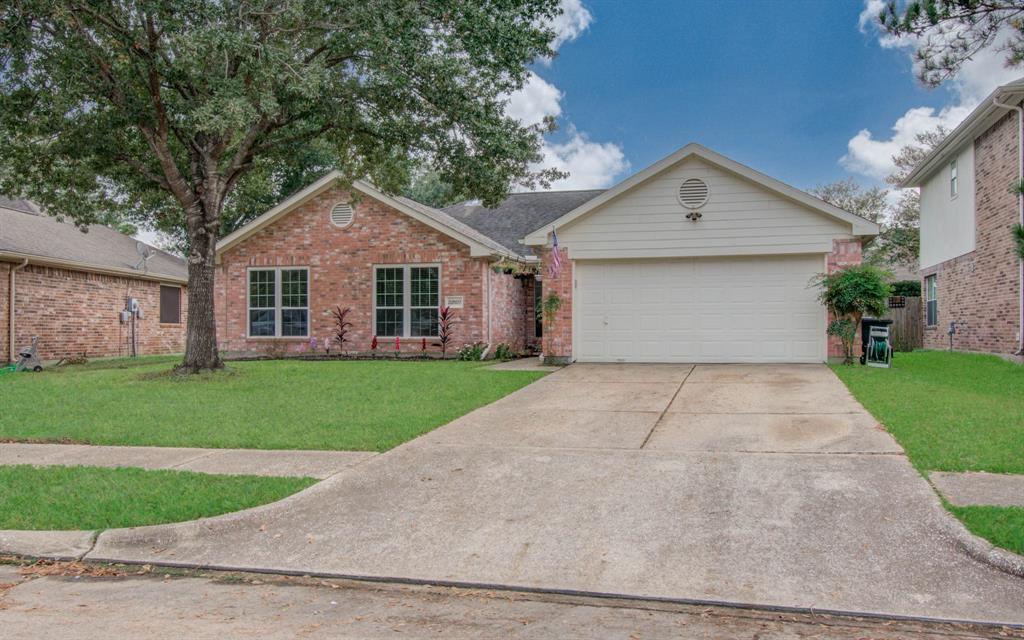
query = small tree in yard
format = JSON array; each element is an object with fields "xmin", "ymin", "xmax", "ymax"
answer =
[
  {"xmin": 814, "ymin": 266, "xmax": 892, "ymax": 365},
  {"xmin": 0, "ymin": 0, "xmax": 565, "ymax": 373}
]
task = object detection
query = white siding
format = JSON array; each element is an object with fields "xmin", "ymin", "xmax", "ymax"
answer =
[
  {"xmin": 920, "ymin": 143, "xmax": 975, "ymax": 269},
  {"xmin": 557, "ymin": 157, "xmax": 853, "ymax": 260}
]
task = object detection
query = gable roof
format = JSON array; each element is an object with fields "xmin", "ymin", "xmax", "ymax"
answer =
[
  {"xmin": 443, "ymin": 189, "xmax": 604, "ymax": 257},
  {"xmin": 0, "ymin": 201, "xmax": 187, "ymax": 283},
  {"xmin": 522, "ymin": 143, "xmax": 880, "ymax": 245},
  {"xmin": 900, "ymin": 77, "xmax": 1024, "ymax": 188},
  {"xmin": 216, "ymin": 171, "xmax": 515, "ymax": 259}
]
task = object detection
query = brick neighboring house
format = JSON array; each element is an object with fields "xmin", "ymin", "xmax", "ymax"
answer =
[
  {"xmin": 901, "ymin": 78, "xmax": 1024, "ymax": 356},
  {"xmin": 1, "ymin": 198, "xmax": 187, "ymax": 362},
  {"xmin": 216, "ymin": 143, "xmax": 878, "ymax": 363}
]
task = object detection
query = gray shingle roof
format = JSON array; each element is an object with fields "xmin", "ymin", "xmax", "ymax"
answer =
[
  {"xmin": 443, "ymin": 189, "xmax": 604, "ymax": 257},
  {"xmin": 392, "ymin": 194, "xmax": 513, "ymax": 257},
  {"xmin": 0, "ymin": 202, "xmax": 187, "ymax": 281}
]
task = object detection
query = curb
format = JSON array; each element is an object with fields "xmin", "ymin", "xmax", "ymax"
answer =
[{"xmin": 930, "ymin": 500, "xmax": 1024, "ymax": 579}]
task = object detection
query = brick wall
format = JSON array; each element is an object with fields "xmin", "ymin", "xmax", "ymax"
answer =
[
  {"xmin": 487, "ymin": 268, "xmax": 528, "ymax": 352},
  {"xmin": 1, "ymin": 261, "xmax": 186, "ymax": 362},
  {"xmin": 826, "ymin": 238, "xmax": 864, "ymax": 359},
  {"xmin": 0, "ymin": 262, "xmax": 9, "ymax": 361},
  {"xmin": 216, "ymin": 186, "xmax": 493, "ymax": 355},
  {"xmin": 921, "ymin": 109, "xmax": 1021, "ymax": 354},
  {"xmin": 539, "ymin": 246, "xmax": 572, "ymax": 363},
  {"xmin": 523, "ymin": 277, "xmax": 541, "ymax": 351}
]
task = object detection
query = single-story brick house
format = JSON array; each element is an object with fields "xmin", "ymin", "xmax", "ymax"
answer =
[
  {"xmin": 901, "ymin": 78, "xmax": 1024, "ymax": 356},
  {"xmin": 215, "ymin": 143, "xmax": 878, "ymax": 363},
  {"xmin": 1, "ymin": 198, "xmax": 187, "ymax": 362}
]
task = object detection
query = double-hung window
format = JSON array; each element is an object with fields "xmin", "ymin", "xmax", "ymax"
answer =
[
  {"xmin": 950, "ymin": 159, "xmax": 958, "ymax": 197},
  {"xmin": 374, "ymin": 265, "xmax": 440, "ymax": 337},
  {"xmin": 925, "ymin": 274, "xmax": 938, "ymax": 327},
  {"xmin": 248, "ymin": 267, "xmax": 309, "ymax": 337}
]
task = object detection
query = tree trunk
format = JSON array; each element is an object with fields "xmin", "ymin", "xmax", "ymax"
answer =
[{"xmin": 179, "ymin": 204, "xmax": 223, "ymax": 373}]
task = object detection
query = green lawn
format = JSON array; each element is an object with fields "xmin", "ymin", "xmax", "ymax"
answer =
[
  {"xmin": 948, "ymin": 505, "xmax": 1024, "ymax": 557},
  {"xmin": 0, "ymin": 357, "xmax": 546, "ymax": 451},
  {"xmin": 832, "ymin": 351, "xmax": 1024, "ymax": 556},
  {"xmin": 832, "ymin": 351, "xmax": 1024, "ymax": 474},
  {"xmin": 0, "ymin": 465, "xmax": 315, "ymax": 530}
]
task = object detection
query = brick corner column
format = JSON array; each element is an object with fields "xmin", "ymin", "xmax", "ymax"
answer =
[
  {"xmin": 826, "ymin": 238, "xmax": 864, "ymax": 359},
  {"xmin": 539, "ymin": 246, "xmax": 572, "ymax": 364}
]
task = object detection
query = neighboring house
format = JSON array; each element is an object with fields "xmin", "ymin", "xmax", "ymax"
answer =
[
  {"xmin": 901, "ymin": 78, "xmax": 1024, "ymax": 355},
  {"xmin": 1, "ymin": 198, "xmax": 188, "ymax": 362},
  {"xmin": 216, "ymin": 143, "xmax": 878, "ymax": 364}
]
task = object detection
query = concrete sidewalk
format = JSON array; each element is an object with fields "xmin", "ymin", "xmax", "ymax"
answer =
[
  {"xmin": 0, "ymin": 443, "xmax": 375, "ymax": 479},
  {"xmin": 931, "ymin": 471, "xmax": 1024, "ymax": 507}
]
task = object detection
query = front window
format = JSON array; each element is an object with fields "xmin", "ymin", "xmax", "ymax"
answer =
[
  {"xmin": 950, "ymin": 159, "xmax": 958, "ymax": 197},
  {"xmin": 925, "ymin": 275, "xmax": 938, "ymax": 327},
  {"xmin": 248, "ymin": 268, "xmax": 309, "ymax": 337},
  {"xmin": 375, "ymin": 265, "xmax": 440, "ymax": 337}
]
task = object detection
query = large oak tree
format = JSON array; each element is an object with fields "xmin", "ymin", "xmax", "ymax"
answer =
[{"xmin": 0, "ymin": 0, "xmax": 563, "ymax": 371}]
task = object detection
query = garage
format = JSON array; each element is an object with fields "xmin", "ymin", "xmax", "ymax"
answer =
[
  {"xmin": 522, "ymin": 144, "xmax": 879, "ymax": 365},
  {"xmin": 574, "ymin": 255, "xmax": 825, "ymax": 363}
]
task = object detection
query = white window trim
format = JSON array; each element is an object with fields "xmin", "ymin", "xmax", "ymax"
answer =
[
  {"xmin": 950, "ymin": 159, "xmax": 958, "ymax": 199},
  {"xmin": 246, "ymin": 266, "xmax": 310, "ymax": 339},
  {"xmin": 372, "ymin": 264, "xmax": 442, "ymax": 339},
  {"xmin": 925, "ymin": 274, "xmax": 938, "ymax": 327}
]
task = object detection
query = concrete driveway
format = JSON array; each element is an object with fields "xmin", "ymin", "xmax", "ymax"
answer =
[{"xmin": 86, "ymin": 364, "xmax": 1024, "ymax": 624}]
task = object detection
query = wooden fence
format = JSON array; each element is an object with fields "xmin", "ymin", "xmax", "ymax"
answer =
[{"xmin": 884, "ymin": 296, "xmax": 922, "ymax": 352}]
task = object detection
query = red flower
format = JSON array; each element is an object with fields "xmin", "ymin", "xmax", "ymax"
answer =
[
  {"xmin": 395, "ymin": 336, "xmax": 401, "ymax": 351},
  {"xmin": 371, "ymin": 336, "xmax": 378, "ymax": 350}
]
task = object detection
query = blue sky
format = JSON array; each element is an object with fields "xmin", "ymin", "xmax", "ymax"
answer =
[{"xmin": 518, "ymin": 0, "xmax": 1021, "ymax": 192}]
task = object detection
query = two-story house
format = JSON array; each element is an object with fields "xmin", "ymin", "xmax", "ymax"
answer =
[{"xmin": 902, "ymin": 78, "xmax": 1024, "ymax": 356}]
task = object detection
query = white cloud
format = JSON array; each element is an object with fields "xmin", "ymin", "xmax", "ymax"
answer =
[
  {"xmin": 503, "ymin": 1, "xmax": 626, "ymax": 191},
  {"xmin": 548, "ymin": 0, "xmax": 593, "ymax": 52},
  {"xmin": 844, "ymin": 2, "xmax": 1022, "ymax": 182},
  {"xmin": 536, "ymin": 128, "xmax": 630, "ymax": 190},
  {"xmin": 505, "ymin": 73, "xmax": 562, "ymax": 126}
]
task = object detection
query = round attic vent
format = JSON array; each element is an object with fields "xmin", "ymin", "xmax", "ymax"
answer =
[
  {"xmin": 330, "ymin": 202, "xmax": 354, "ymax": 228},
  {"xmin": 678, "ymin": 178, "xmax": 709, "ymax": 209}
]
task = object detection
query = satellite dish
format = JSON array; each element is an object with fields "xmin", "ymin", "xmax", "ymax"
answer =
[{"xmin": 134, "ymin": 241, "xmax": 155, "ymax": 272}]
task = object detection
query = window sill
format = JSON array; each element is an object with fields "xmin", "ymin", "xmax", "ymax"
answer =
[
  {"xmin": 245, "ymin": 336, "xmax": 310, "ymax": 341},
  {"xmin": 375, "ymin": 336, "xmax": 440, "ymax": 342}
]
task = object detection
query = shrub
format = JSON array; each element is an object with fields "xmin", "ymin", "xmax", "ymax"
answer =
[
  {"xmin": 890, "ymin": 280, "xmax": 921, "ymax": 297},
  {"xmin": 438, "ymin": 306, "xmax": 457, "ymax": 359},
  {"xmin": 331, "ymin": 306, "xmax": 353, "ymax": 353},
  {"xmin": 814, "ymin": 265, "xmax": 891, "ymax": 365},
  {"xmin": 457, "ymin": 342, "xmax": 486, "ymax": 361},
  {"xmin": 494, "ymin": 343, "xmax": 516, "ymax": 361}
]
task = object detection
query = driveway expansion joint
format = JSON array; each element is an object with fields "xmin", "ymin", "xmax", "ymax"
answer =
[{"xmin": 640, "ymin": 365, "xmax": 694, "ymax": 449}]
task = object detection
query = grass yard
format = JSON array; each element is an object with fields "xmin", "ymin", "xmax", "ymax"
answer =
[
  {"xmin": 947, "ymin": 505, "xmax": 1024, "ymax": 557},
  {"xmin": 0, "ymin": 357, "xmax": 545, "ymax": 451},
  {"xmin": 832, "ymin": 350, "xmax": 1024, "ymax": 556},
  {"xmin": 832, "ymin": 351, "xmax": 1024, "ymax": 474},
  {"xmin": 0, "ymin": 465, "xmax": 315, "ymax": 530}
]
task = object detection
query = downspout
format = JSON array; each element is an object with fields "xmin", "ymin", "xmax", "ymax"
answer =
[
  {"xmin": 993, "ymin": 97, "xmax": 1024, "ymax": 354},
  {"xmin": 485, "ymin": 261, "xmax": 493, "ymax": 355},
  {"xmin": 8, "ymin": 258, "xmax": 28, "ymax": 363}
]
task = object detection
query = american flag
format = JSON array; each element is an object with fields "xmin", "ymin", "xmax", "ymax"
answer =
[{"xmin": 548, "ymin": 228, "xmax": 562, "ymax": 279}]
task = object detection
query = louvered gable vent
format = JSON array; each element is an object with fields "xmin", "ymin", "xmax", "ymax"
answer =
[
  {"xmin": 677, "ymin": 178, "xmax": 709, "ymax": 209},
  {"xmin": 330, "ymin": 202, "xmax": 354, "ymax": 227}
]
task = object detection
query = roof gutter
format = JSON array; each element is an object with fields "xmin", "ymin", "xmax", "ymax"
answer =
[
  {"xmin": 0, "ymin": 251, "xmax": 187, "ymax": 285},
  {"xmin": 8, "ymin": 258, "xmax": 28, "ymax": 363},
  {"xmin": 992, "ymin": 96, "xmax": 1024, "ymax": 355}
]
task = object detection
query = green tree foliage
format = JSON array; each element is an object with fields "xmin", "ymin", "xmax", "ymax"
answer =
[
  {"xmin": 403, "ymin": 169, "xmax": 469, "ymax": 209},
  {"xmin": 815, "ymin": 265, "xmax": 892, "ymax": 364},
  {"xmin": 809, "ymin": 178, "xmax": 889, "ymax": 223},
  {"xmin": 0, "ymin": 0, "xmax": 564, "ymax": 372},
  {"xmin": 878, "ymin": 0, "xmax": 1024, "ymax": 87}
]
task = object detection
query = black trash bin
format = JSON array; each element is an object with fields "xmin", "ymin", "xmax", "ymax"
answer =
[{"xmin": 860, "ymin": 318, "xmax": 893, "ymax": 365}]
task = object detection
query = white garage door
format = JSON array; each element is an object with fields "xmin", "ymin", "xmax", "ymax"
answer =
[{"xmin": 574, "ymin": 255, "xmax": 825, "ymax": 363}]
